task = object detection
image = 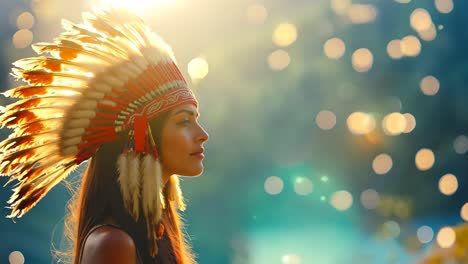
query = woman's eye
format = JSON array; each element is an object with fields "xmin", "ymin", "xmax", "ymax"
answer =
[{"xmin": 178, "ymin": 117, "xmax": 191, "ymax": 125}]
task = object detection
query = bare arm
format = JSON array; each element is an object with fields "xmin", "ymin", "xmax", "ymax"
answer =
[{"xmin": 81, "ymin": 226, "xmax": 138, "ymax": 264}]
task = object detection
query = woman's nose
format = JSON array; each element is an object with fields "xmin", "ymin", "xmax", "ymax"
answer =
[{"xmin": 197, "ymin": 125, "xmax": 209, "ymax": 143}]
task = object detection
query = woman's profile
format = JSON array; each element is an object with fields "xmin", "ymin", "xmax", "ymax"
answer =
[{"xmin": 0, "ymin": 7, "xmax": 209, "ymax": 264}]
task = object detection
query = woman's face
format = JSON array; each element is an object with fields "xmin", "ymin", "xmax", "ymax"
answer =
[{"xmin": 160, "ymin": 103, "xmax": 209, "ymax": 177}]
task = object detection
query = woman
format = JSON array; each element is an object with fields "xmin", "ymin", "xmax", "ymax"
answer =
[{"xmin": 0, "ymin": 7, "xmax": 208, "ymax": 264}]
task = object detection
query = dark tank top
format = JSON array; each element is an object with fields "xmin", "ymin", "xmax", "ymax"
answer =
[{"xmin": 79, "ymin": 223, "xmax": 178, "ymax": 264}]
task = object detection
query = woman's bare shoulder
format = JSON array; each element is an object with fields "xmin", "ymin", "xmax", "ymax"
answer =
[{"xmin": 81, "ymin": 225, "xmax": 138, "ymax": 264}]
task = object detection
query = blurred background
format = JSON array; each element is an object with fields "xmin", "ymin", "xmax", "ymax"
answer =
[{"xmin": 0, "ymin": 0, "xmax": 467, "ymax": 263}]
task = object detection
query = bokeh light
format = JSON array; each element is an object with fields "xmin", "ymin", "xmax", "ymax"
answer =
[
  {"xmin": 453, "ymin": 135, "xmax": 468, "ymax": 154},
  {"xmin": 410, "ymin": 8, "xmax": 432, "ymax": 32},
  {"xmin": 360, "ymin": 189, "xmax": 380, "ymax": 210},
  {"xmin": 403, "ymin": 113, "xmax": 416, "ymax": 133},
  {"xmin": 415, "ymin": 148, "xmax": 435, "ymax": 171},
  {"xmin": 282, "ymin": 254, "xmax": 301, "ymax": 264},
  {"xmin": 331, "ymin": 0, "xmax": 351, "ymax": 15},
  {"xmin": 12, "ymin": 29, "xmax": 33, "ymax": 49},
  {"xmin": 264, "ymin": 176, "xmax": 284, "ymax": 195},
  {"xmin": 187, "ymin": 57, "xmax": 209, "ymax": 81},
  {"xmin": 324, "ymin": 37, "xmax": 346, "ymax": 60},
  {"xmin": 330, "ymin": 190, "xmax": 353, "ymax": 211},
  {"xmin": 438, "ymin": 173, "xmax": 458, "ymax": 196},
  {"xmin": 96, "ymin": 0, "xmax": 175, "ymax": 16},
  {"xmin": 16, "ymin": 12, "xmax": 35, "ymax": 30},
  {"xmin": 294, "ymin": 177, "xmax": 313, "ymax": 196},
  {"xmin": 417, "ymin": 226, "xmax": 434, "ymax": 244},
  {"xmin": 394, "ymin": 0, "xmax": 411, "ymax": 3},
  {"xmin": 387, "ymin": 39, "xmax": 403, "ymax": 59},
  {"xmin": 268, "ymin": 49, "xmax": 290, "ymax": 71},
  {"xmin": 352, "ymin": 48, "xmax": 373, "ymax": 72},
  {"xmin": 461, "ymin": 203, "xmax": 468, "ymax": 221},
  {"xmin": 400, "ymin": 35, "xmax": 421, "ymax": 57},
  {"xmin": 435, "ymin": 0, "xmax": 454, "ymax": 14},
  {"xmin": 382, "ymin": 220, "xmax": 401, "ymax": 238},
  {"xmin": 372, "ymin": 153, "xmax": 393, "ymax": 175},
  {"xmin": 347, "ymin": 4, "xmax": 377, "ymax": 24},
  {"xmin": 382, "ymin": 112, "xmax": 406, "ymax": 136},
  {"xmin": 246, "ymin": 3, "xmax": 268, "ymax": 24},
  {"xmin": 420, "ymin": 75, "xmax": 440, "ymax": 96},
  {"xmin": 418, "ymin": 23, "xmax": 437, "ymax": 41},
  {"xmin": 436, "ymin": 227, "xmax": 456, "ymax": 248},
  {"xmin": 8, "ymin": 251, "xmax": 25, "ymax": 264},
  {"xmin": 347, "ymin": 112, "xmax": 376, "ymax": 135},
  {"xmin": 272, "ymin": 23, "xmax": 298, "ymax": 47},
  {"xmin": 315, "ymin": 110, "xmax": 337, "ymax": 130}
]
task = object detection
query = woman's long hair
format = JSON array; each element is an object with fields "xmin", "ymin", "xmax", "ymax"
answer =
[{"xmin": 61, "ymin": 111, "xmax": 197, "ymax": 264}]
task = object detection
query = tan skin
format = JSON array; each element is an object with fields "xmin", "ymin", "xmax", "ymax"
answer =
[{"xmin": 81, "ymin": 103, "xmax": 209, "ymax": 264}]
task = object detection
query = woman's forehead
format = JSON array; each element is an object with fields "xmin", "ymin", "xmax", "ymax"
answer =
[{"xmin": 170, "ymin": 103, "xmax": 199, "ymax": 116}]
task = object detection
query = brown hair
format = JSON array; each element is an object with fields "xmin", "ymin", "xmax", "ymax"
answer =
[{"xmin": 60, "ymin": 110, "xmax": 197, "ymax": 263}]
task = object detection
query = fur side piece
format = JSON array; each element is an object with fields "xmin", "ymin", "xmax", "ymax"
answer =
[
  {"xmin": 166, "ymin": 175, "xmax": 186, "ymax": 211},
  {"xmin": 127, "ymin": 153, "xmax": 140, "ymax": 220},
  {"xmin": 141, "ymin": 155, "xmax": 163, "ymax": 222}
]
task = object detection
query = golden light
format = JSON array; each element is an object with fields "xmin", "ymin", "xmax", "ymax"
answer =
[
  {"xmin": 347, "ymin": 112, "xmax": 375, "ymax": 135},
  {"xmin": 294, "ymin": 177, "xmax": 313, "ymax": 196},
  {"xmin": 268, "ymin": 49, "xmax": 290, "ymax": 71},
  {"xmin": 12, "ymin": 29, "xmax": 33, "ymax": 49},
  {"xmin": 372, "ymin": 153, "xmax": 393, "ymax": 175},
  {"xmin": 246, "ymin": 3, "xmax": 268, "ymax": 24},
  {"xmin": 282, "ymin": 254, "xmax": 301, "ymax": 264},
  {"xmin": 272, "ymin": 23, "xmax": 298, "ymax": 47},
  {"xmin": 382, "ymin": 112, "xmax": 406, "ymax": 136},
  {"xmin": 438, "ymin": 173, "xmax": 458, "ymax": 196},
  {"xmin": 9, "ymin": 251, "xmax": 25, "ymax": 264},
  {"xmin": 382, "ymin": 220, "xmax": 401, "ymax": 238},
  {"xmin": 417, "ymin": 226, "xmax": 434, "ymax": 244},
  {"xmin": 352, "ymin": 48, "xmax": 373, "ymax": 72},
  {"xmin": 264, "ymin": 176, "xmax": 284, "ymax": 195},
  {"xmin": 348, "ymin": 4, "xmax": 378, "ymax": 24},
  {"xmin": 330, "ymin": 190, "xmax": 353, "ymax": 211},
  {"xmin": 436, "ymin": 227, "xmax": 456, "ymax": 248},
  {"xmin": 403, "ymin": 113, "xmax": 416, "ymax": 133},
  {"xmin": 435, "ymin": 0, "xmax": 454, "ymax": 14},
  {"xmin": 393, "ymin": 201, "xmax": 411, "ymax": 220},
  {"xmin": 96, "ymin": 0, "xmax": 176, "ymax": 16},
  {"xmin": 331, "ymin": 0, "xmax": 351, "ymax": 15},
  {"xmin": 394, "ymin": 0, "xmax": 411, "ymax": 3},
  {"xmin": 324, "ymin": 37, "xmax": 346, "ymax": 60},
  {"xmin": 400, "ymin": 35, "xmax": 421, "ymax": 57},
  {"xmin": 360, "ymin": 189, "xmax": 380, "ymax": 210},
  {"xmin": 410, "ymin": 8, "xmax": 432, "ymax": 32},
  {"xmin": 461, "ymin": 203, "xmax": 468, "ymax": 221},
  {"xmin": 315, "ymin": 110, "xmax": 337, "ymax": 130},
  {"xmin": 420, "ymin": 75, "xmax": 440, "ymax": 96},
  {"xmin": 453, "ymin": 135, "xmax": 468, "ymax": 154},
  {"xmin": 187, "ymin": 57, "xmax": 209, "ymax": 81},
  {"xmin": 387, "ymin": 39, "xmax": 403, "ymax": 59},
  {"xmin": 418, "ymin": 23, "xmax": 437, "ymax": 41},
  {"xmin": 16, "ymin": 12, "xmax": 35, "ymax": 30},
  {"xmin": 415, "ymin": 148, "xmax": 435, "ymax": 171}
]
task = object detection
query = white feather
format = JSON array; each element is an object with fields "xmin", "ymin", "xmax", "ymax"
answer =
[
  {"xmin": 117, "ymin": 154, "xmax": 131, "ymax": 215},
  {"xmin": 62, "ymin": 128, "xmax": 85, "ymax": 138},
  {"xmin": 61, "ymin": 146, "xmax": 78, "ymax": 156},
  {"xmin": 127, "ymin": 154, "xmax": 140, "ymax": 219},
  {"xmin": 62, "ymin": 136, "xmax": 81, "ymax": 147},
  {"xmin": 70, "ymin": 110, "xmax": 95, "ymax": 119},
  {"xmin": 77, "ymin": 99, "xmax": 97, "ymax": 109},
  {"xmin": 142, "ymin": 155, "xmax": 162, "ymax": 223},
  {"xmin": 66, "ymin": 119, "xmax": 90, "ymax": 129}
]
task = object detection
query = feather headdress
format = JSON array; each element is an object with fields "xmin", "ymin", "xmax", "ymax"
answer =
[{"xmin": 0, "ymin": 8, "xmax": 196, "ymax": 256}]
